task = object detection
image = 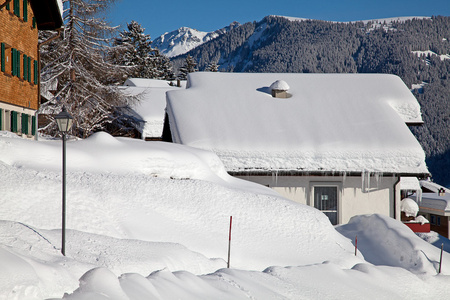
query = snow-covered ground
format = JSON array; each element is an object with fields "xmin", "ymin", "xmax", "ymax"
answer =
[{"xmin": 0, "ymin": 131, "xmax": 449, "ymax": 299}]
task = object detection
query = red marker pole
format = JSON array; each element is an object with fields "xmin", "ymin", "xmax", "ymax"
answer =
[
  {"xmin": 355, "ymin": 235, "xmax": 358, "ymax": 256},
  {"xmin": 227, "ymin": 216, "xmax": 232, "ymax": 268}
]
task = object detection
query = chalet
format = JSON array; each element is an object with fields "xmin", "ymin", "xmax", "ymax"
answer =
[
  {"xmin": 0, "ymin": 0, "xmax": 62, "ymax": 138},
  {"xmin": 411, "ymin": 181, "xmax": 450, "ymax": 238},
  {"xmin": 119, "ymin": 78, "xmax": 184, "ymax": 140},
  {"xmin": 164, "ymin": 72, "xmax": 429, "ymax": 225}
]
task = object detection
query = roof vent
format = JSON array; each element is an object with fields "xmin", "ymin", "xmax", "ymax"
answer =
[{"xmin": 270, "ymin": 80, "xmax": 290, "ymax": 98}]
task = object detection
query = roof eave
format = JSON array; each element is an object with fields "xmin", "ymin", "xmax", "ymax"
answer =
[
  {"xmin": 30, "ymin": 0, "xmax": 63, "ymax": 30},
  {"xmin": 229, "ymin": 170, "xmax": 430, "ymax": 178}
]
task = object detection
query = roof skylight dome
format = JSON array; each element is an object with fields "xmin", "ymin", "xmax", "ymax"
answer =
[{"xmin": 270, "ymin": 80, "xmax": 290, "ymax": 98}]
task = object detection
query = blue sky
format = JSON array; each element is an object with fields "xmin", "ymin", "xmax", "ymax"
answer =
[{"xmin": 108, "ymin": 0, "xmax": 450, "ymax": 39}]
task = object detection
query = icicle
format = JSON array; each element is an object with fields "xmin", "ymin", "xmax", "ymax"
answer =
[
  {"xmin": 361, "ymin": 169, "xmax": 365, "ymax": 192},
  {"xmin": 374, "ymin": 172, "xmax": 380, "ymax": 189}
]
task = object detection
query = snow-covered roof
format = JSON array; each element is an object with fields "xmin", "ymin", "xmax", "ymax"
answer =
[
  {"xmin": 413, "ymin": 193, "xmax": 450, "ymax": 215},
  {"xmin": 420, "ymin": 180, "xmax": 450, "ymax": 194},
  {"xmin": 166, "ymin": 72, "xmax": 428, "ymax": 174},
  {"xmin": 120, "ymin": 79, "xmax": 185, "ymax": 139},
  {"xmin": 124, "ymin": 78, "xmax": 186, "ymax": 88},
  {"xmin": 400, "ymin": 177, "xmax": 421, "ymax": 190}
]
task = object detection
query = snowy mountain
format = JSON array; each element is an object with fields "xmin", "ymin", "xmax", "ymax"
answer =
[{"xmin": 153, "ymin": 21, "xmax": 240, "ymax": 57}]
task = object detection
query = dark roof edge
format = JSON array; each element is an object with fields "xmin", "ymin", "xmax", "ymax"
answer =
[{"xmin": 30, "ymin": 0, "xmax": 63, "ymax": 30}]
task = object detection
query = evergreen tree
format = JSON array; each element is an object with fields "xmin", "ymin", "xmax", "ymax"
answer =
[
  {"xmin": 206, "ymin": 62, "xmax": 219, "ymax": 72},
  {"xmin": 40, "ymin": 0, "xmax": 133, "ymax": 138},
  {"xmin": 178, "ymin": 54, "xmax": 198, "ymax": 80},
  {"xmin": 109, "ymin": 20, "xmax": 175, "ymax": 81},
  {"xmin": 110, "ymin": 21, "xmax": 156, "ymax": 79},
  {"xmin": 157, "ymin": 54, "xmax": 176, "ymax": 80}
]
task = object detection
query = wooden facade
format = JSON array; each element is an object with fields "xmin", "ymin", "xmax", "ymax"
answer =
[{"xmin": 0, "ymin": 0, "xmax": 61, "ymax": 137}]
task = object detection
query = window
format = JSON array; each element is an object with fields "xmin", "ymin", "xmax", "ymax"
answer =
[
  {"xmin": 314, "ymin": 186, "xmax": 338, "ymax": 225},
  {"xmin": 31, "ymin": 115, "xmax": 36, "ymax": 135},
  {"xmin": 11, "ymin": 111, "xmax": 18, "ymax": 133},
  {"xmin": 21, "ymin": 113, "xmax": 29, "ymax": 135},
  {"xmin": 1, "ymin": 43, "xmax": 5, "ymax": 73},
  {"xmin": 0, "ymin": 109, "xmax": 3, "ymax": 131},
  {"xmin": 13, "ymin": 0, "xmax": 20, "ymax": 17},
  {"xmin": 27, "ymin": 56, "xmax": 31, "ymax": 82},
  {"xmin": 22, "ymin": 0, "xmax": 27, "ymax": 22},
  {"xmin": 23, "ymin": 54, "xmax": 27, "ymax": 81},
  {"xmin": 11, "ymin": 48, "xmax": 20, "ymax": 77},
  {"xmin": 33, "ymin": 60, "xmax": 38, "ymax": 84}
]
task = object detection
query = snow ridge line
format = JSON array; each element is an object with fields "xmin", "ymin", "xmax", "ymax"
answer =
[{"xmin": 18, "ymin": 222, "xmax": 59, "ymax": 251}]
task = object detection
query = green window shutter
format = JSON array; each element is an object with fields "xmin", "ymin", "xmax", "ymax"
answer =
[
  {"xmin": 6, "ymin": 2, "xmax": 10, "ymax": 10},
  {"xmin": 27, "ymin": 56, "xmax": 31, "ymax": 82},
  {"xmin": 13, "ymin": 0, "xmax": 19, "ymax": 17},
  {"xmin": 11, "ymin": 111, "xmax": 17, "ymax": 133},
  {"xmin": 11, "ymin": 49, "xmax": 15, "ymax": 76},
  {"xmin": 0, "ymin": 109, "xmax": 3, "ymax": 131},
  {"xmin": 23, "ymin": 54, "xmax": 27, "ymax": 81},
  {"xmin": 23, "ymin": 0, "xmax": 27, "ymax": 22},
  {"xmin": 33, "ymin": 60, "xmax": 38, "ymax": 84},
  {"xmin": 31, "ymin": 115, "xmax": 36, "ymax": 135},
  {"xmin": 1, "ymin": 43, "xmax": 5, "ymax": 73},
  {"xmin": 32, "ymin": 17, "xmax": 36, "ymax": 28},
  {"xmin": 21, "ymin": 114, "xmax": 29, "ymax": 135},
  {"xmin": 16, "ymin": 51, "xmax": 20, "ymax": 78}
]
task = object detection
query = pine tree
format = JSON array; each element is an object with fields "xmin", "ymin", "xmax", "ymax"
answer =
[
  {"xmin": 206, "ymin": 62, "xmax": 219, "ymax": 72},
  {"xmin": 40, "ymin": 0, "xmax": 133, "ymax": 138},
  {"xmin": 157, "ymin": 54, "xmax": 176, "ymax": 80},
  {"xmin": 109, "ymin": 20, "xmax": 175, "ymax": 81},
  {"xmin": 178, "ymin": 54, "xmax": 198, "ymax": 80}
]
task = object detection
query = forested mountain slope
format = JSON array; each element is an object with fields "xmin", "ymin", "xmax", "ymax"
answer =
[{"xmin": 172, "ymin": 16, "xmax": 450, "ymax": 186}]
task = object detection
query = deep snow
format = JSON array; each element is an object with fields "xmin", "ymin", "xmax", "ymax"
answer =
[{"xmin": 0, "ymin": 132, "xmax": 449, "ymax": 299}]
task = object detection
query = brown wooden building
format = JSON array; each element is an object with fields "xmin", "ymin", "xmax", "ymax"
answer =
[{"xmin": 0, "ymin": 0, "xmax": 62, "ymax": 138}]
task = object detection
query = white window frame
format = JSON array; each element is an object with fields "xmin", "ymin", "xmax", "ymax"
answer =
[{"xmin": 309, "ymin": 181, "xmax": 342, "ymax": 225}]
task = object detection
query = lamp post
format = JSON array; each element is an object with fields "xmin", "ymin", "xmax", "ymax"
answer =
[{"xmin": 54, "ymin": 106, "xmax": 73, "ymax": 256}]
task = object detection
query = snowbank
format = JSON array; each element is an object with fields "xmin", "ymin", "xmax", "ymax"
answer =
[
  {"xmin": 1, "ymin": 133, "xmax": 449, "ymax": 298},
  {"xmin": 0, "ymin": 132, "xmax": 356, "ymax": 269},
  {"xmin": 336, "ymin": 214, "xmax": 450, "ymax": 275}
]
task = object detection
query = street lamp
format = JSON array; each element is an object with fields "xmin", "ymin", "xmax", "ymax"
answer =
[{"xmin": 54, "ymin": 106, "xmax": 73, "ymax": 256}]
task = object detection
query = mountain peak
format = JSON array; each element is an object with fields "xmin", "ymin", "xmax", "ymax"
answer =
[{"xmin": 154, "ymin": 22, "xmax": 240, "ymax": 57}]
